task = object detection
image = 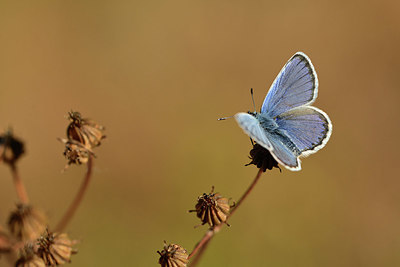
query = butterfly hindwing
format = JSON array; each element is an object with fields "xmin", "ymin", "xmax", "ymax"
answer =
[
  {"xmin": 275, "ymin": 106, "xmax": 332, "ymax": 156},
  {"xmin": 265, "ymin": 131, "xmax": 301, "ymax": 170},
  {"xmin": 261, "ymin": 52, "xmax": 318, "ymax": 118}
]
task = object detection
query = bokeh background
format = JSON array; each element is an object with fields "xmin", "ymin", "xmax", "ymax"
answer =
[{"xmin": 1, "ymin": 0, "xmax": 399, "ymax": 266}]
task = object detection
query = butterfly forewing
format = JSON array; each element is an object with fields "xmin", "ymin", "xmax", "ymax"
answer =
[
  {"xmin": 234, "ymin": 113, "xmax": 272, "ymax": 150},
  {"xmin": 261, "ymin": 53, "xmax": 318, "ymax": 118}
]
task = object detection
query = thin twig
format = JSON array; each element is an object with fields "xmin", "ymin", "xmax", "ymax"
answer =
[
  {"xmin": 55, "ymin": 155, "xmax": 94, "ymax": 232},
  {"xmin": 10, "ymin": 163, "xmax": 29, "ymax": 204},
  {"xmin": 230, "ymin": 168, "xmax": 264, "ymax": 216},
  {"xmin": 188, "ymin": 168, "xmax": 264, "ymax": 266}
]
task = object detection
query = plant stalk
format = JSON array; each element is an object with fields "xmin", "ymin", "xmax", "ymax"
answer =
[
  {"xmin": 10, "ymin": 163, "xmax": 29, "ymax": 204},
  {"xmin": 55, "ymin": 155, "xmax": 93, "ymax": 232}
]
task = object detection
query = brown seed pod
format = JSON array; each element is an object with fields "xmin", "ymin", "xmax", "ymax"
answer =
[
  {"xmin": 37, "ymin": 229, "xmax": 77, "ymax": 266},
  {"xmin": 157, "ymin": 241, "xmax": 188, "ymax": 267},
  {"xmin": 0, "ymin": 129, "xmax": 25, "ymax": 165},
  {"xmin": 67, "ymin": 111, "xmax": 105, "ymax": 149},
  {"xmin": 190, "ymin": 187, "xmax": 231, "ymax": 227},
  {"xmin": 8, "ymin": 204, "xmax": 47, "ymax": 242},
  {"xmin": 15, "ymin": 243, "xmax": 46, "ymax": 267}
]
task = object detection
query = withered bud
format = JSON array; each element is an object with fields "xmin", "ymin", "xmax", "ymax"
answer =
[
  {"xmin": 8, "ymin": 204, "xmax": 47, "ymax": 242},
  {"xmin": 0, "ymin": 230, "xmax": 12, "ymax": 254},
  {"xmin": 0, "ymin": 129, "xmax": 25, "ymax": 165},
  {"xmin": 189, "ymin": 187, "xmax": 231, "ymax": 227},
  {"xmin": 157, "ymin": 241, "xmax": 188, "ymax": 267},
  {"xmin": 67, "ymin": 111, "xmax": 105, "ymax": 149},
  {"xmin": 245, "ymin": 143, "xmax": 280, "ymax": 172},
  {"xmin": 59, "ymin": 138, "xmax": 94, "ymax": 166},
  {"xmin": 37, "ymin": 229, "xmax": 78, "ymax": 266},
  {"xmin": 15, "ymin": 243, "xmax": 46, "ymax": 267}
]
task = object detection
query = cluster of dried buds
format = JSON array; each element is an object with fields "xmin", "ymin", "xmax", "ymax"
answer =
[
  {"xmin": 0, "ymin": 202, "xmax": 77, "ymax": 266},
  {"xmin": 0, "ymin": 113, "xmax": 102, "ymax": 266},
  {"xmin": 60, "ymin": 111, "xmax": 105, "ymax": 167},
  {"xmin": 157, "ymin": 188, "xmax": 232, "ymax": 266},
  {"xmin": 156, "ymin": 119, "xmax": 282, "ymax": 265},
  {"xmin": 14, "ymin": 230, "xmax": 77, "ymax": 267}
]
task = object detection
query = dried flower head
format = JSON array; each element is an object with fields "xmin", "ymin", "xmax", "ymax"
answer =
[
  {"xmin": 245, "ymin": 143, "xmax": 280, "ymax": 172},
  {"xmin": 157, "ymin": 241, "xmax": 188, "ymax": 267},
  {"xmin": 8, "ymin": 204, "xmax": 47, "ymax": 242},
  {"xmin": 0, "ymin": 129, "xmax": 25, "ymax": 165},
  {"xmin": 59, "ymin": 138, "xmax": 93, "ymax": 166},
  {"xmin": 67, "ymin": 111, "xmax": 105, "ymax": 149},
  {"xmin": 189, "ymin": 187, "xmax": 231, "ymax": 227},
  {"xmin": 15, "ymin": 243, "xmax": 46, "ymax": 267},
  {"xmin": 37, "ymin": 229, "xmax": 77, "ymax": 266}
]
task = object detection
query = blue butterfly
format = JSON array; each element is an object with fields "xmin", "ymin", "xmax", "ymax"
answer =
[{"xmin": 234, "ymin": 52, "xmax": 332, "ymax": 171}]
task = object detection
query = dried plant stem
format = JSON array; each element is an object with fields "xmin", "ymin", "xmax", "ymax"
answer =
[
  {"xmin": 55, "ymin": 155, "xmax": 94, "ymax": 232},
  {"xmin": 188, "ymin": 168, "xmax": 264, "ymax": 266},
  {"xmin": 10, "ymin": 163, "xmax": 29, "ymax": 204},
  {"xmin": 230, "ymin": 168, "xmax": 264, "ymax": 217}
]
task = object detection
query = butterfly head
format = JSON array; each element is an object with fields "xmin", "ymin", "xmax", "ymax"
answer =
[{"xmin": 247, "ymin": 111, "xmax": 257, "ymax": 117}]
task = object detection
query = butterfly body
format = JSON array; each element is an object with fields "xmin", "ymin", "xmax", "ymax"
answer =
[{"xmin": 234, "ymin": 52, "xmax": 332, "ymax": 171}]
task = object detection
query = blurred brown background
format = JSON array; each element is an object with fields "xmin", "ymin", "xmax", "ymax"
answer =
[{"xmin": 1, "ymin": 0, "xmax": 399, "ymax": 266}]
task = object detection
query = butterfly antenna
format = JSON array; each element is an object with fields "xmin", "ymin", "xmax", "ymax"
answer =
[
  {"xmin": 250, "ymin": 88, "xmax": 256, "ymax": 112},
  {"xmin": 218, "ymin": 116, "xmax": 233, "ymax": 121}
]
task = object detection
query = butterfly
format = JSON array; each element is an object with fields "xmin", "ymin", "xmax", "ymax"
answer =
[{"xmin": 234, "ymin": 52, "xmax": 332, "ymax": 171}]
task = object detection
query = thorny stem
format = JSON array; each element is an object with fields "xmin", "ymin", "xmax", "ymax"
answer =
[
  {"xmin": 55, "ymin": 155, "xmax": 94, "ymax": 232},
  {"xmin": 188, "ymin": 168, "xmax": 264, "ymax": 266},
  {"xmin": 10, "ymin": 163, "xmax": 29, "ymax": 204}
]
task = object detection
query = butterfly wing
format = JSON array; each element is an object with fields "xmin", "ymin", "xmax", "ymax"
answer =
[
  {"xmin": 265, "ymin": 132, "xmax": 301, "ymax": 170},
  {"xmin": 275, "ymin": 106, "xmax": 332, "ymax": 156},
  {"xmin": 234, "ymin": 113, "xmax": 272, "ymax": 150},
  {"xmin": 261, "ymin": 52, "xmax": 318, "ymax": 118}
]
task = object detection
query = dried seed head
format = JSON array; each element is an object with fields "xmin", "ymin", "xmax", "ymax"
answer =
[
  {"xmin": 67, "ymin": 111, "xmax": 105, "ymax": 149},
  {"xmin": 157, "ymin": 241, "xmax": 188, "ymax": 267},
  {"xmin": 37, "ymin": 230, "xmax": 77, "ymax": 266},
  {"xmin": 15, "ymin": 243, "xmax": 46, "ymax": 267},
  {"xmin": 0, "ymin": 129, "xmax": 25, "ymax": 165},
  {"xmin": 190, "ymin": 187, "xmax": 231, "ymax": 227},
  {"xmin": 59, "ymin": 138, "xmax": 93, "ymax": 166},
  {"xmin": 8, "ymin": 204, "xmax": 47, "ymax": 242},
  {"xmin": 245, "ymin": 143, "xmax": 280, "ymax": 172}
]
